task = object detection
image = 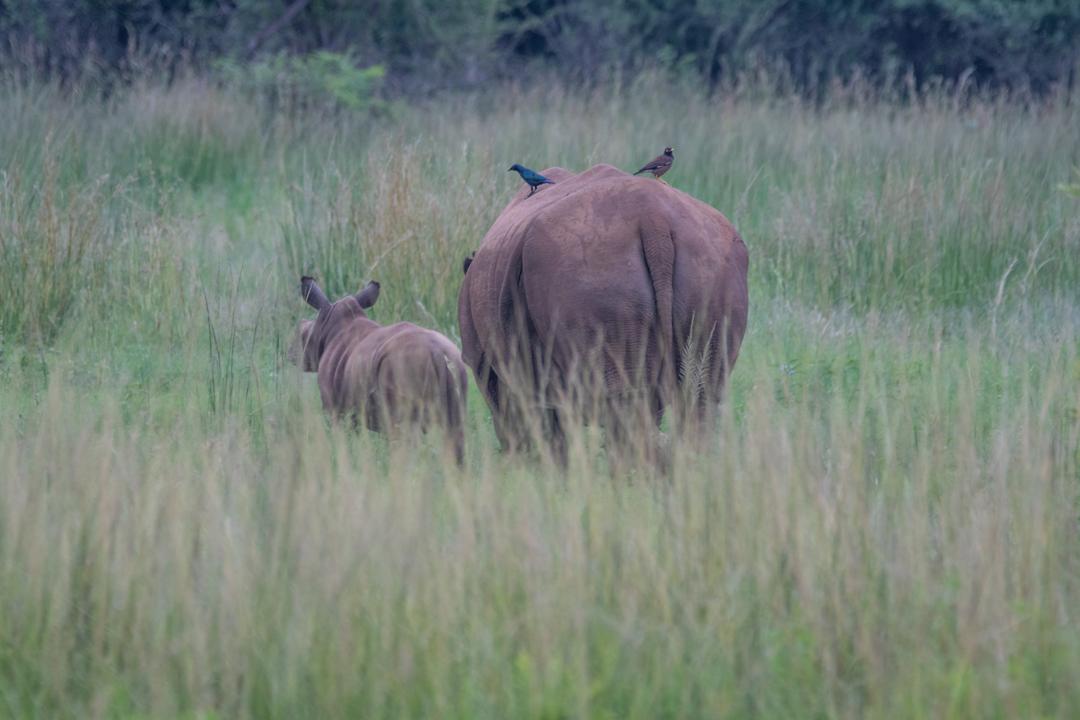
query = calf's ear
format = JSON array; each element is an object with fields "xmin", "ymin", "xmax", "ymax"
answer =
[
  {"xmin": 355, "ymin": 280, "xmax": 380, "ymax": 309},
  {"xmin": 300, "ymin": 276, "xmax": 331, "ymax": 310},
  {"xmin": 463, "ymin": 253, "xmax": 474, "ymax": 274}
]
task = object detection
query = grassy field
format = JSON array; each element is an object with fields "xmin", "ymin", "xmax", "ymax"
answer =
[{"xmin": 1, "ymin": 72, "xmax": 1079, "ymax": 718}]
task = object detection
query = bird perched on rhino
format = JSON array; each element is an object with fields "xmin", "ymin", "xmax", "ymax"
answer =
[
  {"xmin": 509, "ymin": 164, "xmax": 555, "ymax": 196},
  {"xmin": 633, "ymin": 147, "xmax": 674, "ymax": 181}
]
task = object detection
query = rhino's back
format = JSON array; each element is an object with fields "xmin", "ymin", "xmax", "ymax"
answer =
[{"xmin": 461, "ymin": 164, "xmax": 747, "ymax": 364}]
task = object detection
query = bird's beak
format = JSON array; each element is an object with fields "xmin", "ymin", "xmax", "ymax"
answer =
[{"xmin": 507, "ymin": 167, "xmax": 513, "ymax": 171}]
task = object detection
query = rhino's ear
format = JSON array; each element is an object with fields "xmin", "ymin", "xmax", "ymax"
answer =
[
  {"xmin": 300, "ymin": 276, "xmax": 331, "ymax": 311},
  {"xmin": 463, "ymin": 253, "xmax": 474, "ymax": 274},
  {"xmin": 355, "ymin": 280, "xmax": 380, "ymax": 309}
]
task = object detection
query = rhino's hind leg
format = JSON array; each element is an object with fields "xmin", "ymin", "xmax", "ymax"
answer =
[
  {"xmin": 477, "ymin": 361, "xmax": 534, "ymax": 456},
  {"xmin": 601, "ymin": 390, "xmax": 670, "ymax": 475},
  {"xmin": 670, "ymin": 314, "xmax": 735, "ymax": 448},
  {"xmin": 541, "ymin": 408, "xmax": 568, "ymax": 468},
  {"xmin": 446, "ymin": 427, "xmax": 466, "ymax": 467}
]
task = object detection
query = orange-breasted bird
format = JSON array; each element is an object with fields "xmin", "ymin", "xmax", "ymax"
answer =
[{"xmin": 633, "ymin": 147, "xmax": 674, "ymax": 180}]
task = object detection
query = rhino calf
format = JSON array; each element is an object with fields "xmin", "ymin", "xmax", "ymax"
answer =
[{"xmin": 292, "ymin": 276, "xmax": 469, "ymax": 464}]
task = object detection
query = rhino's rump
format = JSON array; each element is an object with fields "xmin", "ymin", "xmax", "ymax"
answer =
[
  {"xmin": 459, "ymin": 163, "xmax": 748, "ymax": 429},
  {"xmin": 518, "ymin": 189, "xmax": 665, "ymax": 397},
  {"xmin": 313, "ymin": 322, "xmax": 461, "ymax": 428}
]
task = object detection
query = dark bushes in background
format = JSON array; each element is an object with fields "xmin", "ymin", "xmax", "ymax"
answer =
[{"xmin": 0, "ymin": 0, "xmax": 1077, "ymax": 94}]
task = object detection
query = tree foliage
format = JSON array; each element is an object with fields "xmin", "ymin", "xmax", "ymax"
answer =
[{"xmin": 1, "ymin": 0, "xmax": 1077, "ymax": 92}]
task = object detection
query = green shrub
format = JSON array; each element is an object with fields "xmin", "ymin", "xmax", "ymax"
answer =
[{"xmin": 215, "ymin": 51, "xmax": 386, "ymax": 114}]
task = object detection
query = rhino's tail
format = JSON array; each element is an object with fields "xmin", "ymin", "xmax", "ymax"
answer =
[
  {"xmin": 641, "ymin": 223, "xmax": 676, "ymax": 395},
  {"xmin": 438, "ymin": 352, "xmax": 467, "ymax": 465}
]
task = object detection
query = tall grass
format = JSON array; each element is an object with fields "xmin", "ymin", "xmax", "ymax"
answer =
[
  {"xmin": 1, "ymin": 310, "xmax": 1077, "ymax": 718},
  {"xmin": 0, "ymin": 71, "xmax": 1078, "ymax": 718},
  {"xmin": 0, "ymin": 148, "xmax": 113, "ymax": 343}
]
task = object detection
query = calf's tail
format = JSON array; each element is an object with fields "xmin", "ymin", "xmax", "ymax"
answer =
[{"xmin": 437, "ymin": 353, "xmax": 467, "ymax": 465}]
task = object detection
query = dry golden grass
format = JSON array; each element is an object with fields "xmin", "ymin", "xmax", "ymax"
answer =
[{"xmin": 0, "ymin": 72, "xmax": 1078, "ymax": 718}]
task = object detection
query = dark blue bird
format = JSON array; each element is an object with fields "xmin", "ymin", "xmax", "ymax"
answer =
[{"xmin": 509, "ymin": 163, "xmax": 555, "ymax": 197}]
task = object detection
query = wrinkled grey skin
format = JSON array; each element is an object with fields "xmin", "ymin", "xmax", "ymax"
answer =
[
  {"xmin": 458, "ymin": 164, "xmax": 749, "ymax": 459},
  {"xmin": 293, "ymin": 277, "xmax": 469, "ymax": 463}
]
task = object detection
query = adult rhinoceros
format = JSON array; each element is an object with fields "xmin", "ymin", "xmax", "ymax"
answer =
[{"xmin": 458, "ymin": 163, "xmax": 749, "ymax": 456}]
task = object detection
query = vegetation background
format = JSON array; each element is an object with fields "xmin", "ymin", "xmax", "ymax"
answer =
[
  {"xmin": 1, "ymin": 2, "xmax": 1079, "ymax": 718},
  {"xmin": 2, "ymin": 0, "xmax": 1080, "ymax": 93}
]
